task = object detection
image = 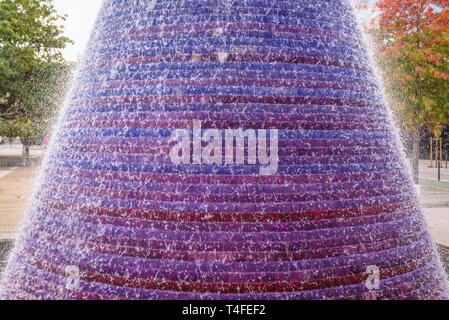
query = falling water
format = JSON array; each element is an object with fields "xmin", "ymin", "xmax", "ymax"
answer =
[{"xmin": 1, "ymin": 0, "xmax": 448, "ymax": 300}]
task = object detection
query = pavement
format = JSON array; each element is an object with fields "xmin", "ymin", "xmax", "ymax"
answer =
[
  {"xmin": 419, "ymin": 159, "xmax": 449, "ymax": 183},
  {"xmin": 0, "ymin": 167, "xmax": 39, "ymax": 240},
  {"xmin": 0, "ymin": 170, "xmax": 13, "ymax": 179},
  {"xmin": 416, "ymin": 160, "xmax": 449, "ymax": 247}
]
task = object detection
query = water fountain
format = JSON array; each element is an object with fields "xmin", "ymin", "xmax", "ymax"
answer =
[{"xmin": 1, "ymin": 0, "xmax": 448, "ymax": 299}]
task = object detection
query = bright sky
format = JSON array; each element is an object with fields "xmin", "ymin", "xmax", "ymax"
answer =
[{"xmin": 53, "ymin": 0, "xmax": 104, "ymax": 61}]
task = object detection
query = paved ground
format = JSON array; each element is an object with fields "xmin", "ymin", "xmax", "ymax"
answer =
[
  {"xmin": 418, "ymin": 161, "xmax": 449, "ymax": 247},
  {"xmin": 0, "ymin": 167, "xmax": 39, "ymax": 240},
  {"xmin": 419, "ymin": 159, "xmax": 449, "ymax": 183},
  {"xmin": 0, "ymin": 170, "xmax": 13, "ymax": 179}
]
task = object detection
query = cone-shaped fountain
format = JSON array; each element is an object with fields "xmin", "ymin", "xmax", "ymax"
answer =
[{"xmin": 1, "ymin": 0, "xmax": 448, "ymax": 300}]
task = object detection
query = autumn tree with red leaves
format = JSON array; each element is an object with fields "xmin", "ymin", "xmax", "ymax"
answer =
[{"xmin": 372, "ymin": 0, "xmax": 449, "ymax": 183}]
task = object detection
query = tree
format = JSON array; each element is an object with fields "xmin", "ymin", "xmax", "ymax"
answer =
[
  {"xmin": 373, "ymin": 0, "xmax": 449, "ymax": 183},
  {"xmin": 0, "ymin": 0, "xmax": 73, "ymax": 155}
]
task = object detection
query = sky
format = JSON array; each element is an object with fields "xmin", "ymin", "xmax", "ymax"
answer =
[{"xmin": 53, "ymin": 0, "xmax": 104, "ymax": 61}]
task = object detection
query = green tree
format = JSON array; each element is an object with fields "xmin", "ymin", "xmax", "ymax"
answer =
[
  {"xmin": 373, "ymin": 0, "xmax": 449, "ymax": 183},
  {"xmin": 0, "ymin": 0, "xmax": 73, "ymax": 155}
]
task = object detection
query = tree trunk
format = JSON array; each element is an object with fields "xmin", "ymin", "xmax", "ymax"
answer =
[
  {"xmin": 22, "ymin": 138, "xmax": 30, "ymax": 157},
  {"xmin": 22, "ymin": 144, "xmax": 30, "ymax": 157},
  {"xmin": 411, "ymin": 130, "xmax": 420, "ymax": 184}
]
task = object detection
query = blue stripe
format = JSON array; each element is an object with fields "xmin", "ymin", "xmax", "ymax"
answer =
[
  {"xmin": 57, "ymin": 128, "xmax": 392, "ymax": 140},
  {"xmin": 70, "ymin": 87, "xmax": 380, "ymax": 102},
  {"xmin": 75, "ymin": 68, "xmax": 377, "ymax": 86},
  {"xmin": 78, "ymin": 61, "xmax": 371, "ymax": 78},
  {"xmin": 66, "ymin": 103, "xmax": 385, "ymax": 116},
  {"xmin": 87, "ymin": 38, "xmax": 362, "ymax": 57},
  {"xmin": 48, "ymin": 160, "xmax": 404, "ymax": 175}
]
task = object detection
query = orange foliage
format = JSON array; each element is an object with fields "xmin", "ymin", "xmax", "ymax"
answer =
[{"xmin": 375, "ymin": 0, "xmax": 449, "ymax": 136}]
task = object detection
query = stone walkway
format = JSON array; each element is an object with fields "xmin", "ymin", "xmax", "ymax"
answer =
[
  {"xmin": 418, "ymin": 159, "xmax": 449, "ymax": 183},
  {"xmin": 0, "ymin": 167, "xmax": 39, "ymax": 240},
  {"xmin": 0, "ymin": 170, "xmax": 13, "ymax": 179},
  {"xmin": 418, "ymin": 161, "xmax": 449, "ymax": 247}
]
